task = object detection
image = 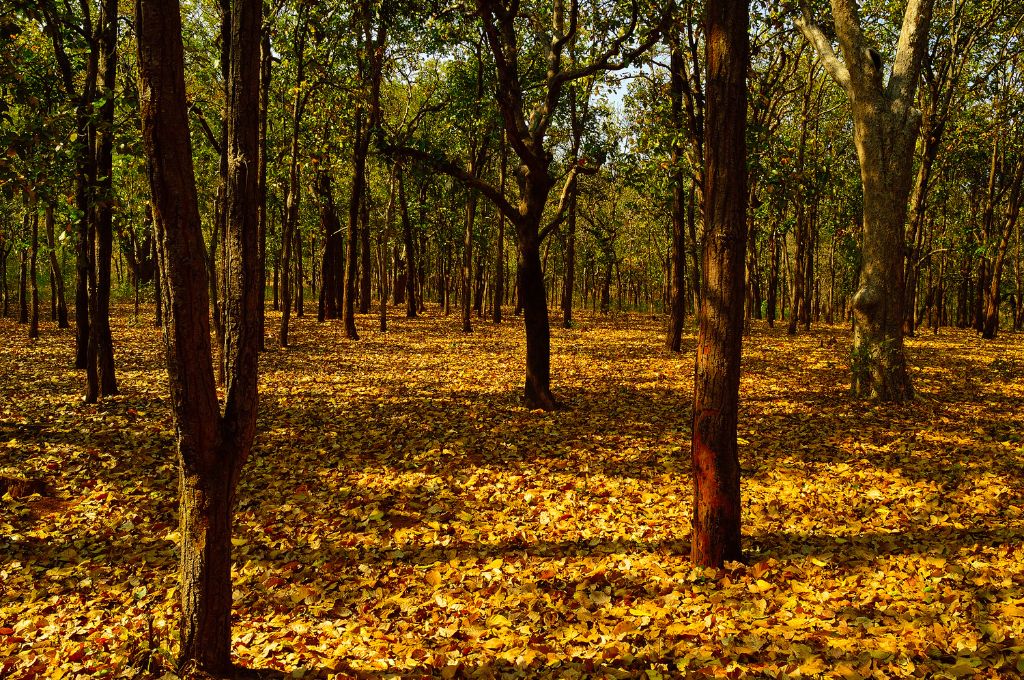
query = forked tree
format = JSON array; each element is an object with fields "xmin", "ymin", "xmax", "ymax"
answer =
[
  {"xmin": 796, "ymin": 0, "xmax": 934, "ymax": 401},
  {"xmin": 135, "ymin": 0, "xmax": 261, "ymax": 673}
]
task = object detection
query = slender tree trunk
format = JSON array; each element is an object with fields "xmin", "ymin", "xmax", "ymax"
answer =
[
  {"xmin": 493, "ymin": 137, "xmax": 506, "ymax": 324},
  {"xmin": 45, "ymin": 206, "xmax": 69, "ymax": 328},
  {"xmin": 462, "ymin": 188, "xmax": 477, "ymax": 333},
  {"xmin": 256, "ymin": 32, "xmax": 270, "ymax": 350},
  {"xmin": 279, "ymin": 11, "xmax": 305, "ymax": 347},
  {"xmin": 982, "ymin": 161, "xmax": 1024, "ymax": 339},
  {"xmin": 87, "ymin": 0, "xmax": 119, "ymax": 401},
  {"xmin": 29, "ymin": 208, "xmax": 39, "ymax": 339},
  {"xmin": 692, "ymin": 0, "xmax": 747, "ymax": 568},
  {"xmin": 359, "ymin": 190, "xmax": 372, "ymax": 314},
  {"xmin": 766, "ymin": 223, "xmax": 779, "ymax": 327},
  {"xmin": 398, "ymin": 165, "xmax": 418, "ymax": 318},
  {"xmin": 343, "ymin": 108, "xmax": 364, "ymax": 340}
]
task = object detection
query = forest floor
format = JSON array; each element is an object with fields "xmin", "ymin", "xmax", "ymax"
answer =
[{"xmin": 1, "ymin": 305, "xmax": 1023, "ymax": 679}]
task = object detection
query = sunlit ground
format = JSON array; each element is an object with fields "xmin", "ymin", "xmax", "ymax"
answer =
[{"xmin": 2, "ymin": 304, "xmax": 1023, "ymax": 678}]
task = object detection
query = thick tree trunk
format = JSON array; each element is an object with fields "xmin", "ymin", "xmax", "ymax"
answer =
[
  {"xmin": 316, "ymin": 168, "xmax": 343, "ymax": 321},
  {"xmin": 849, "ymin": 109, "xmax": 916, "ymax": 400},
  {"xmin": 692, "ymin": 0, "xmax": 747, "ymax": 568},
  {"xmin": 136, "ymin": 0, "xmax": 261, "ymax": 674},
  {"xmin": 519, "ymin": 233, "xmax": 557, "ymax": 410}
]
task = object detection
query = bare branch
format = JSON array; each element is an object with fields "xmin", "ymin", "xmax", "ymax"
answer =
[
  {"xmin": 887, "ymin": 0, "xmax": 935, "ymax": 106},
  {"xmin": 384, "ymin": 144, "xmax": 519, "ymax": 222},
  {"xmin": 794, "ymin": 7, "xmax": 851, "ymax": 91}
]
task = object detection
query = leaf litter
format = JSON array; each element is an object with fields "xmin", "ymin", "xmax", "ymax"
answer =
[{"xmin": 1, "ymin": 308, "xmax": 1023, "ymax": 679}]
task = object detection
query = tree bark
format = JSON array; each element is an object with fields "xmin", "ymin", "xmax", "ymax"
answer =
[
  {"xmin": 86, "ymin": 0, "xmax": 119, "ymax": 401},
  {"xmin": 797, "ymin": 0, "xmax": 933, "ymax": 401},
  {"xmin": 136, "ymin": 0, "xmax": 261, "ymax": 673},
  {"xmin": 692, "ymin": 0, "xmax": 747, "ymax": 569}
]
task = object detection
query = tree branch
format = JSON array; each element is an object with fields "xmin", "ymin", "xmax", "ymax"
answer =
[
  {"xmin": 384, "ymin": 144, "xmax": 519, "ymax": 222},
  {"xmin": 887, "ymin": 0, "xmax": 935, "ymax": 106},
  {"xmin": 793, "ymin": 7, "xmax": 851, "ymax": 91}
]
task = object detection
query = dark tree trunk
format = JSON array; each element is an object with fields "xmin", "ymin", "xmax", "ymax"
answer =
[
  {"xmin": 29, "ymin": 209, "xmax": 39, "ymax": 339},
  {"xmin": 19, "ymin": 240, "xmax": 28, "ymax": 324},
  {"xmin": 44, "ymin": 206, "xmax": 69, "ymax": 328},
  {"xmin": 691, "ymin": 0, "xmax": 747, "ymax": 568},
  {"xmin": 86, "ymin": 0, "xmax": 119, "ymax": 401},
  {"xmin": 519, "ymin": 234, "xmax": 557, "ymax": 410},
  {"xmin": 316, "ymin": 167, "xmax": 343, "ymax": 321},
  {"xmin": 359, "ymin": 191, "xmax": 372, "ymax": 315},
  {"xmin": 982, "ymin": 160, "xmax": 1024, "ymax": 339},
  {"xmin": 136, "ymin": 0, "xmax": 261, "ymax": 673},
  {"xmin": 343, "ymin": 108, "xmax": 364, "ymax": 340},
  {"xmin": 256, "ymin": 32, "xmax": 271, "ymax": 350},
  {"xmin": 399, "ymin": 165, "xmax": 418, "ymax": 318},
  {"xmin": 666, "ymin": 27, "xmax": 688, "ymax": 350},
  {"xmin": 493, "ymin": 138, "xmax": 506, "ymax": 324}
]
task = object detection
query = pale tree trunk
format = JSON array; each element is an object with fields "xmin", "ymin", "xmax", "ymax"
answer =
[{"xmin": 797, "ymin": 0, "xmax": 934, "ymax": 401}]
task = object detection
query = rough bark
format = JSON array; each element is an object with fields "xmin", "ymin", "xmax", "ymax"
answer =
[
  {"xmin": 691, "ymin": 0, "xmax": 747, "ymax": 569},
  {"xmin": 796, "ymin": 0, "xmax": 933, "ymax": 401},
  {"xmin": 136, "ymin": 0, "xmax": 261, "ymax": 673}
]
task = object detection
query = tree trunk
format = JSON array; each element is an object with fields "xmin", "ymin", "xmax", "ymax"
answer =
[
  {"xmin": 982, "ymin": 160, "xmax": 1024, "ymax": 339},
  {"xmin": 398, "ymin": 165, "xmax": 418, "ymax": 318},
  {"xmin": 462, "ymin": 189, "xmax": 476, "ymax": 333},
  {"xmin": 29, "ymin": 208, "xmax": 39, "ymax": 339},
  {"xmin": 849, "ymin": 108, "xmax": 916, "ymax": 399},
  {"xmin": 519, "ymin": 233, "xmax": 557, "ymax": 410},
  {"xmin": 796, "ymin": 0, "xmax": 932, "ymax": 402},
  {"xmin": 45, "ymin": 206, "xmax": 69, "ymax": 328},
  {"xmin": 343, "ymin": 108, "xmax": 364, "ymax": 340},
  {"xmin": 279, "ymin": 10, "xmax": 305, "ymax": 347},
  {"xmin": 256, "ymin": 32, "xmax": 271, "ymax": 350},
  {"xmin": 136, "ymin": 0, "xmax": 261, "ymax": 673},
  {"xmin": 691, "ymin": 0, "xmax": 747, "ymax": 569},
  {"xmin": 87, "ymin": 0, "xmax": 119, "ymax": 401}
]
